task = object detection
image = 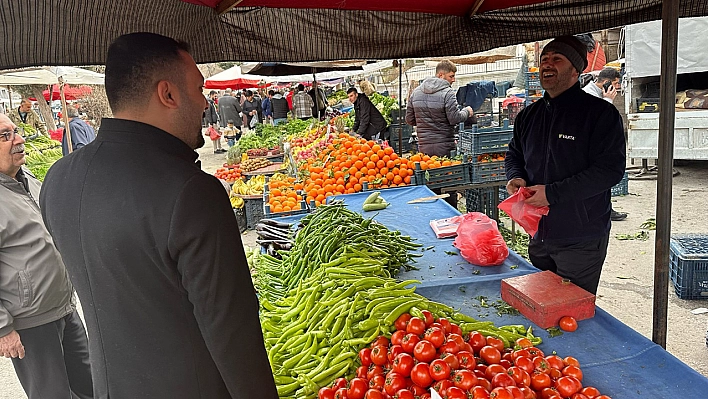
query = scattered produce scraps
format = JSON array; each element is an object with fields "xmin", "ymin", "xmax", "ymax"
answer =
[
  {"xmin": 640, "ymin": 218, "xmax": 656, "ymax": 230},
  {"xmin": 615, "ymin": 231, "xmax": 650, "ymax": 241}
]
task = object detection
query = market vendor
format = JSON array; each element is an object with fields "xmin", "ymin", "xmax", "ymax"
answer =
[
  {"xmin": 505, "ymin": 36, "xmax": 626, "ymax": 294},
  {"xmin": 347, "ymin": 87, "xmax": 387, "ymax": 141},
  {"xmin": 8, "ymin": 98, "xmax": 48, "ymax": 138},
  {"xmin": 405, "ymin": 60, "xmax": 473, "ymax": 157}
]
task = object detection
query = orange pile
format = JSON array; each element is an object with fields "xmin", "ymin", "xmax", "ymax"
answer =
[
  {"xmin": 406, "ymin": 153, "xmax": 461, "ymax": 171},
  {"xmin": 266, "ymin": 177, "xmax": 307, "ymax": 213}
]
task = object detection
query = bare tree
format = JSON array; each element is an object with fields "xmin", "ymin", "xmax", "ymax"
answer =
[{"xmin": 79, "ymin": 85, "xmax": 112, "ymax": 130}]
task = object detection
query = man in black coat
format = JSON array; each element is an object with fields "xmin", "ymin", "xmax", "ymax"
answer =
[
  {"xmin": 217, "ymin": 88, "xmax": 243, "ymax": 129},
  {"xmin": 348, "ymin": 88, "xmax": 387, "ymax": 141},
  {"xmin": 39, "ymin": 33, "xmax": 278, "ymax": 399},
  {"xmin": 205, "ymin": 90, "xmax": 219, "ymax": 127}
]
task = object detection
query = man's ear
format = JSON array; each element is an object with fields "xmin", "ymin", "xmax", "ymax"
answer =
[{"xmin": 156, "ymin": 80, "xmax": 179, "ymax": 110}]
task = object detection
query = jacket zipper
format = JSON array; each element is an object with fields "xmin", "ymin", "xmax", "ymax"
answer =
[{"xmin": 540, "ymin": 99, "xmax": 554, "ymax": 242}]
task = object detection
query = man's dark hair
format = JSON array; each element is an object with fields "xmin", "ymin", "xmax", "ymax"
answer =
[
  {"xmin": 598, "ymin": 68, "xmax": 621, "ymax": 83},
  {"xmin": 297, "ymin": 84, "xmax": 305, "ymax": 92},
  {"xmin": 105, "ymin": 33, "xmax": 191, "ymax": 113},
  {"xmin": 245, "ymin": 90, "xmax": 253, "ymax": 97},
  {"xmin": 209, "ymin": 90, "xmax": 217, "ymax": 96},
  {"xmin": 268, "ymin": 90, "xmax": 275, "ymax": 96},
  {"xmin": 346, "ymin": 87, "xmax": 358, "ymax": 95}
]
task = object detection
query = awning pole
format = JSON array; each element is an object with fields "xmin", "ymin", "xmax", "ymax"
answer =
[
  {"xmin": 652, "ymin": 0, "xmax": 679, "ymax": 349},
  {"xmin": 398, "ymin": 60, "xmax": 403, "ymax": 152},
  {"xmin": 60, "ymin": 77, "xmax": 73, "ymax": 154}
]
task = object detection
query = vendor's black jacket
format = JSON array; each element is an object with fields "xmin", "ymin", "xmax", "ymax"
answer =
[
  {"xmin": 353, "ymin": 93, "xmax": 387, "ymax": 140},
  {"xmin": 505, "ymin": 83, "xmax": 625, "ymax": 242},
  {"xmin": 40, "ymin": 119, "xmax": 278, "ymax": 399}
]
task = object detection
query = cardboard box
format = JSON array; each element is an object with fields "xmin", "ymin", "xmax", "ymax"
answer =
[{"xmin": 501, "ymin": 271, "xmax": 596, "ymax": 329}]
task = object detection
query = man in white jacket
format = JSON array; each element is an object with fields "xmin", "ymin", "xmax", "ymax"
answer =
[
  {"xmin": 0, "ymin": 113, "xmax": 93, "ymax": 398},
  {"xmin": 583, "ymin": 67, "xmax": 621, "ymax": 104}
]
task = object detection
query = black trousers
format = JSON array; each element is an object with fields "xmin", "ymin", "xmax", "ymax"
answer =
[
  {"xmin": 528, "ymin": 232, "xmax": 610, "ymax": 295},
  {"xmin": 12, "ymin": 311, "xmax": 93, "ymax": 399}
]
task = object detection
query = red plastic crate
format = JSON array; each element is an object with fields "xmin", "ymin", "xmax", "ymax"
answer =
[{"xmin": 500, "ymin": 271, "xmax": 596, "ymax": 329}]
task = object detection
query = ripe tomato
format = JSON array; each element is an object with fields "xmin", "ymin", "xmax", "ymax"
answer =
[
  {"xmin": 484, "ymin": 364, "xmax": 507, "ymax": 380},
  {"xmin": 562, "ymin": 365, "xmax": 583, "ymax": 381},
  {"xmin": 571, "ymin": 394, "xmax": 589, "ymax": 399},
  {"xmin": 530, "ymin": 372, "xmax": 552, "ymax": 391},
  {"xmin": 471, "ymin": 386, "xmax": 491, "ymax": 399},
  {"xmin": 507, "ymin": 386, "xmax": 525, "ymax": 399},
  {"xmin": 429, "ymin": 358, "xmax": 451, "ymax": 381},
  {"xmin": 456, "ymin": 350, "xmax": 476, "ymax": 369},
  {"xmin": 441, "ymin": 352, "xmax": 460, "ymax": 370},
  {"xmin": 388, "ymin": 345, "xmax": 405, "ymax": 363},
  {"xmin": 514, "ymin": 356, "xmax": 535, "ymax": 374},
  {"xmin": 319, "ymin": 387, "xmax": 336, "ymax": 399},
  {"xmin": 515, "ymin": 337, "xmax": 533, "ymax": 349},
  {"xmin": 401, "ymin": 333, "xmax": 421, "ymax": 353},
  {"xmin": 392, "ymin": 353, "xmax": 415, "ymax": 377},
  {"xmin": 452, "ymin": 369, "xmax": 478, "ymax": 391},
  {"xmin": 477, "ymin": 377, "xmax": 493, "ymax": 391},
  {"xmin": 555, "ymin": 376, "xmax": 581, "ymax": 397},
  {"xmin": 579, "ymin": 387, "xmax": 600, "ymax": 398},
  {"xmin": 446, "ymin": 386, "xmax": 467, "ymax": 399},
  {"xmin": 372, "ymin": 336, "xmax": 390, "ymax": 348},
  {"xmin": 439, "ymin": 340, "xmax": 461, "ymax": 355},
  {"xmin": 468, "ymin": 331, "xmax": 487, "ymax": 353},
  {"xmin": 432, "ymin": 379, "xmax": 453, "ymax": 396},
  {"xmin": 539, "ymin": 388, "xmax": 559, "ymax": 399},
  {"xmin": 395, "ymin": 313, "xmax": 412, "ymax": 331},
  {"xmin": 526, "ymin": 347, "xmax": 545, "ymax": 358},
  {"xmin": 371, "ymin": 345, "xmax": 388, "ymax": 366},
  {"xmin": 507, "ymin": 366, "xmax": 531, "ymax": 386},
  {"xmin": 367, "ymin": 365, "xmax": 385, "ymax": 380},
  {"xmin": 544, "ymin": 355, "xmax": 564, "ymax": 370},
  {"xmin": 410, "ymin": 363, "xmax": 433, "ymax": 388},
  {"xmin": 347, "ymin": 378, "xmax": 369, "ymax": 399},
  {"xmin": 333, "ymin": 378, "xmax": 349, "ymax": 390},
  {"xmin": 369, "ymin": 374, "xmax": 385, "ymax": 391},
  {"xmin": 450, "ymin": 323, "xmax": 463, "ymax": 336},
  {"xmin": 492, "ymin": 372, "xmax": 517, "ymax": 388},
  {"xmin": 519, "ymin": 387, "xmax": 537, "ymax": 399},
  {"xmin": 424, "ymin": 327, "xmax": 446, "ymax": 348},
  {"xmin": 489, "ymin": 387, "xmax": 514, "ymax": 399},
  {"xmin": 409, "ymin": 384, "xmax": 427, "ymax": 396},
  {"xmin": 594, "ymin": 396, "xmax": 612, "ymax": 399},
  {"xmin": 438, "ymin": 317, "xmax": 452, "ymax": 334},
  {"xmin": 364, "ymin": 389, "xmax": 385, "ymax": 399},
  {"xmin": 486, "ymin": 336, "xmax": 505, "ymax": 352},
  {"xmin": 563, "ymin": 356, "xmax": 580, "ymax": 368},
  {"xmin": 384, "ymin": 372, "xmax": 407, "ymax": 395},
  {"xmin": 357, "ymin": 366, "xmax": 368, "ymax": 379},
  {"xmin": 512, "ymin": 349, "xmax": 531, "ymax": 362},
  {"xmin": 421, "ymin": 310, "xmax": 434, "ymax": 327},
  {"xmin": 359, "ymin": 348, "xmax": 373, "ymax": 367},
  {"xmin": 406, "ymin": 317, "xmax": 426, "ymax": 336},
  {"xmin": 391, "ymin": 330, "xmax": 406, "ymax": 346},
  {"xmin": 480, "ymin": 345, "xmax": 502, "ymax": 364},
  {"xmin": 413, "ymin": 340, "xmax": 437, "ymax": 363},
  {"xmin": 532, "ymin": 356, "xmax": 550, "ymax": 373},
  {"xmin": 395, "ymin": 389, "xmax": 415, "ymax": 399},
  {"xmin": 558, "ymin": 316, "xmax": 578, "ymax": 332},
  {"xmin": 499, "ymin": 359, "xmax": 513, "ymax": 369},
  {"xmin": 548, "ymin": 368, "xmax": 563, "ymax": 380},
  {"xmin": 334, "ymin": 387, "xmax": 348, "ymax": 399}
]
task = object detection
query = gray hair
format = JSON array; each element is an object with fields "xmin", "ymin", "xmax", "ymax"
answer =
[
  {"xmin": 225, "ymin": 88, "xmax": 232, "ymax": 94},
  {"xmin": 67, "ymin": 106, "xmax": 80, "ymax": 118}
]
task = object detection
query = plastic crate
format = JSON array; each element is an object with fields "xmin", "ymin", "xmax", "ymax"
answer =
[
  {"xmin": 413, "ymin": 162, "xmax": 471, "ymax": 190},
  {"xmin": 507, "ymin": 102, "xmax": 525, "ymax": 125},
  {"xmin": 525, "ymin": 72, "xmax": 542, "ymax": 90},
  {"xmin": 470, "ymin": 161, "xmax": 506, "ymax": 184},
  {"xmin": 458, "ymin": 128, "xmax": 513, "ymax": 156},
  {"xmin": 465, "ymin": 185, "xmax": 507, "ymax": 219},
  {"xmin": 475, "ymin": 114, "xmax": 493, "ymax": 128},
  {"xmin": 669, "ymin": 235, "xmax": 708, "ymax": 299},
  {"xmin": 611, "ymin": 172, "xmax": 629, "ymax": 196},
  {"xmin": 233, "ymin": 208, "xmax": 247, "ymax": 233},
  {"xmin": 242, "ymin": 195, "xmax": 265, "ymax": 230},
  {"xmin": 389, "ymin": 125, "xmax": 414, "ymax": 154}
]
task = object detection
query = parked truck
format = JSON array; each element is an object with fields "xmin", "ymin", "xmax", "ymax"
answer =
[{"xmin": 625, "ymin": 16, "xmax": 708, "ymax": 160}]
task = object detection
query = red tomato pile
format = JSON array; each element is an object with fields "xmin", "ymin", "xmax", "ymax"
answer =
[
  {"xmin": 214, "ymin": 165, "xmax": 242, "ymax": 183},
  {"xmin": 318, "ymin": 311, "xmax": 611, "ymax": 399}
]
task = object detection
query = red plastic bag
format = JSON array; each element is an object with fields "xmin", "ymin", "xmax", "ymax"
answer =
[
  {"xmin": 453, "ymin": 212, "xmax": 509, "ymax": 266},
  {"xmin": 207, "ymin": 126, "xmax": 221, "ymax": 140},
  {"xmin": 497, "ymin": 187, "xmax": 550, "ymax": 237}
]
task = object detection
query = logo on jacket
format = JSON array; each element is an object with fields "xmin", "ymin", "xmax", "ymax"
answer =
[{"xmin": 558, "ymin": 134, "xmax": 576, "ymax": 141}]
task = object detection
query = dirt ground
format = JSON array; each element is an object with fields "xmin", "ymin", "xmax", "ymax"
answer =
[{"xmin": 2, "ymin": 143, "xmax": 707, "ymax": 399}]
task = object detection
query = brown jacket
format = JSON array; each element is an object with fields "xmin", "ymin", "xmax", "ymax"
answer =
[{"xmin": 8, "ymin": 107, "xmax": 48, "ymax": 136}]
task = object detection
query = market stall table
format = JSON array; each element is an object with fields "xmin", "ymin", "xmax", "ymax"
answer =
[
  {"xmin": 242, "ymin": 162, "xmax": 285, "ymax": 179},
  {"xmin": 271, "ymin": 185, "xmax": 708, "ymax": 397}
]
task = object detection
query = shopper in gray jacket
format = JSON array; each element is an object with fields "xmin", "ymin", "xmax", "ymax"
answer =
[
  {"xmin": 406, "ymin": 60, "xmax": 474, "ymax": 157},
  {"xmin": 0, "ymin": 113, "xmax": 93, "ymax": 399}
]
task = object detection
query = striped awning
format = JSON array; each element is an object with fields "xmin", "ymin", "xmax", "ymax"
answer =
[{"xmin": 1, "ymin": 0, "xmax": 707, "ymax": 69}]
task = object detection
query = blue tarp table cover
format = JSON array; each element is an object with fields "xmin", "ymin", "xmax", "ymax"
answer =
[{"xmin": 271, "ymin": 185, "xmax": 708, "ymax": 396}]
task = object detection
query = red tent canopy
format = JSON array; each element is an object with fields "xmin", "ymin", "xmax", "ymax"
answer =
[{"xmin": 30, "ymin": 84, "xmax": 92, "ymax": 101}]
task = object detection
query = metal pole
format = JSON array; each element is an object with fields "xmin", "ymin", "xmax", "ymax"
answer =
[
  {"xmin": 60, "ymin": 77, "xmax": 73, "ymax": 153},
  {"xmin": 398, "ymin": 60, "xmax": 402, "ymax": 152},
  {"xmin": 652, "ymin": 0, "xmax": 679, "ymax": 349}
]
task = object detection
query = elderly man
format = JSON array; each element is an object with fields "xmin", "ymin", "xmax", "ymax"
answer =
[
  {"xmin": 62, "ymin": 106, "xmax": 96, "ymax": 156},
  {"xmin": 0, "ymin": 114, "xmax": 93, "ymax": 398},
  {"xmin": 8, "ymin": 99, "xmax": 48, "ymax": 137},
  {"xmin": 505, "ymin": 36, "xmax": 626, "ymax": 294},
  {"xmin": 406, "ymin": 60, "xmax": 474, "ymax": 157},
  {"xmin": 40, "ymin": 33, "xmax": 278, "ymax": 398}
]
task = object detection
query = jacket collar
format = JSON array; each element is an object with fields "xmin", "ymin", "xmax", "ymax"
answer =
[
  {"xmin": 543, "ymin": 82, "xmax": 583, "ymax": 107},
  {"xmin": 0, "ymin": 166, "xmax": 29, "ymax": 195},
  {"xmin": 96, "ymin": 118, "xmax": 200, "ymax": 165}
]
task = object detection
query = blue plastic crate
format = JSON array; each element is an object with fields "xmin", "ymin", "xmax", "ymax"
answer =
[
  {"xmin": 413, "ymin": 162, "xmax": 471, "ymax": 190},
  {"xmin": 465, "ymin": 185, "xmax": 507, "ymax": 218},
  {"xmin": 669, "ymin": 235, "xmax": 708, "ymax": 299},
  {"xmin": 458, "ymin": 128, "xmax": 513, "ymax": 156},
  {"xmin": 470, "ymin": 161, "xmax": 506, "ymax": 184},
  {"xmin": 611, "ymin": 172, "xmax": 629, "ymax": 196}
]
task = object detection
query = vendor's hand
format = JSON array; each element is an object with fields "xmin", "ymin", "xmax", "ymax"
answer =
[
  {"xmin": 506, "ymin": 178, "xmax": 526, "ymax": 195},
  {"xmin": 525, "ymin": 185, "xmax": 550, "ymax": 207},
  {"xmin": 603, "ymin": 84, "xmax": 618, "ymax": 101},
  {"xmin": 464, "ymin": 106, "xmax": 474, "ymax": 115},
  {"xmin": 0, "ymin": 330, "xmax": 25, "ymax": 359}
]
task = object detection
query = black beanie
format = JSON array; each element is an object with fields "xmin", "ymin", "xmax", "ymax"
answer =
[{"xmin": 541, "ymin": 36, "xmax": 588, "ymax": 73}]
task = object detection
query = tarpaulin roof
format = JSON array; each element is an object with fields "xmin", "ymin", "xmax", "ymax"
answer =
[{"xmin": 1, "ymin": 1, "xmax": 707, "ymax": 69}]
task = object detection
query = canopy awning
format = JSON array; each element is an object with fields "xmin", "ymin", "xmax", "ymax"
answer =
[{"xmin": 0, "ymin": 66, "xmax": 105, "ymax": 85}]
